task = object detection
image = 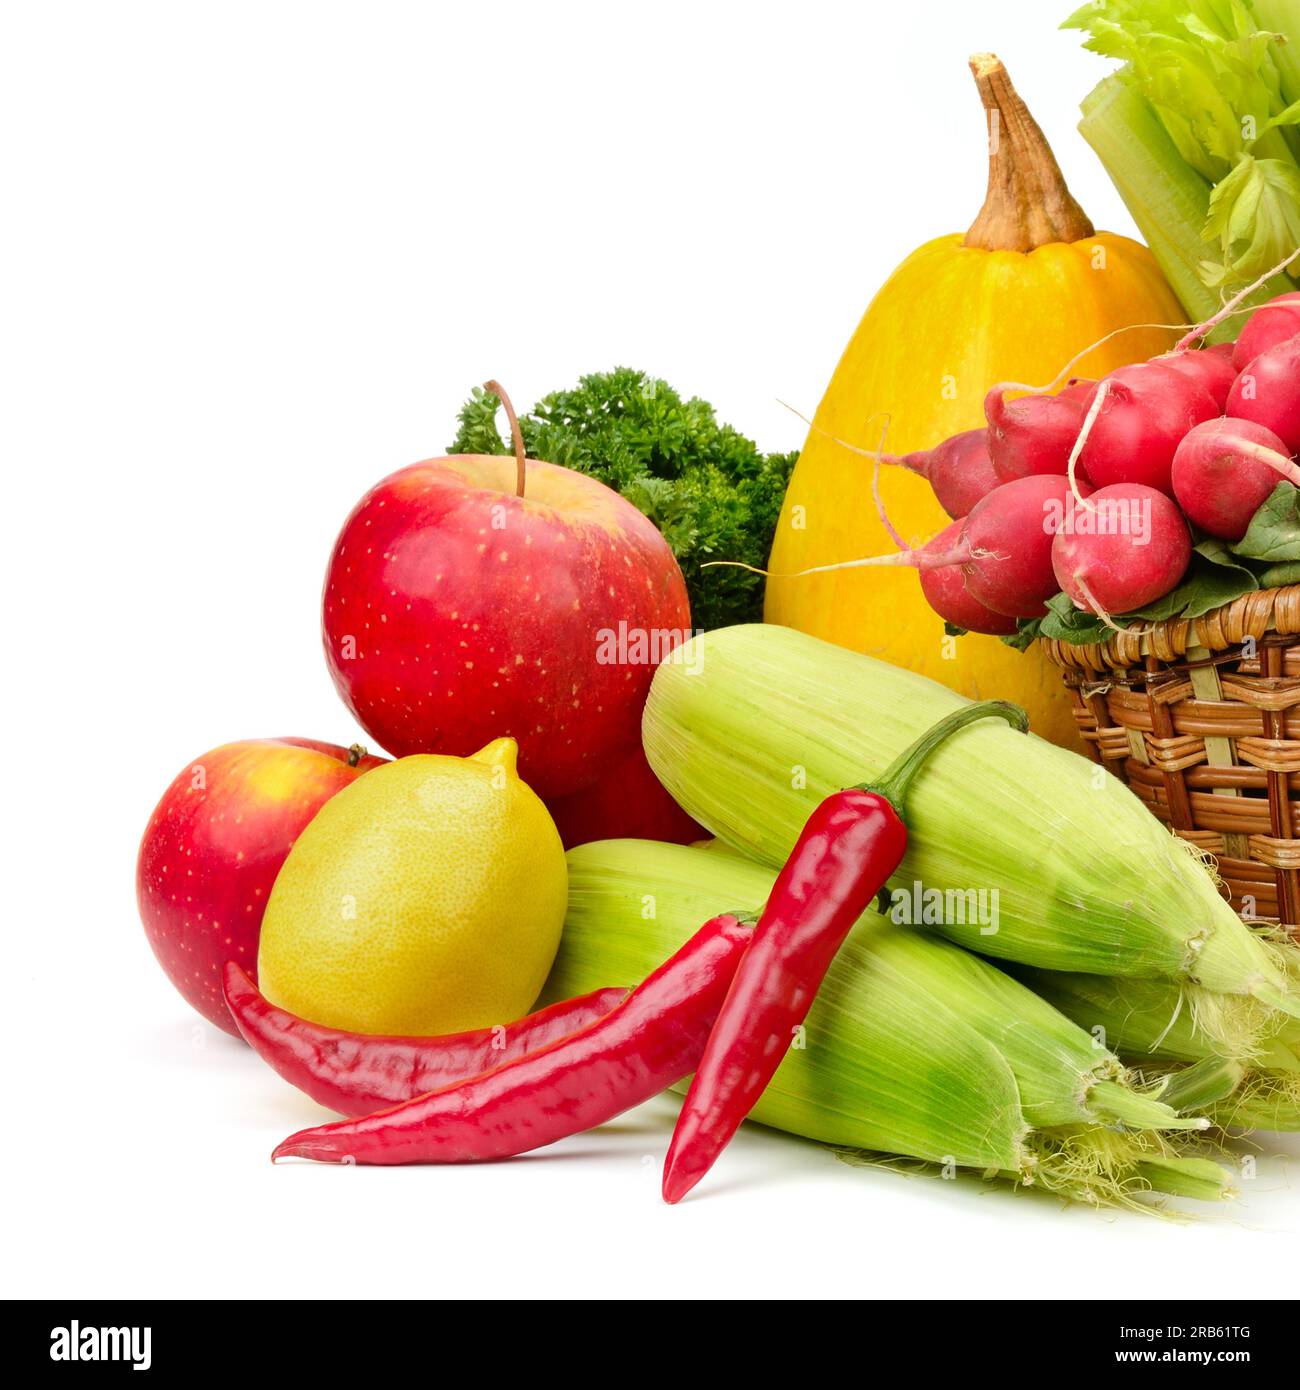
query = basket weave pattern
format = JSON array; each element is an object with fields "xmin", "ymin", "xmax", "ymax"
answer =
[{"xmin": 1041, "ymin": 586, "xmax": 1300, "ymax": 934}]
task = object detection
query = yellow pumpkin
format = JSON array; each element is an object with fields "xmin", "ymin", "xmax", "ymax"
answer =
[{"xmin": 765, "ymin": 54, "xmax": 1185, "ymax": 752}]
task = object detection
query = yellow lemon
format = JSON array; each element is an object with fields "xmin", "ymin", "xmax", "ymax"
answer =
[{"xmin": 257, "ymin": 738, "xmax": 567, "ymax": 1034}]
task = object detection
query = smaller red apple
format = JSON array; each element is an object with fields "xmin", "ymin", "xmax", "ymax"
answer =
[
  {"xmin": 546, "ymin": 744, "xmax": 704, "ymax": 850},
  {"xmin": 136, "ymin": 738, "xmax": 385, "ymax": 1036}
]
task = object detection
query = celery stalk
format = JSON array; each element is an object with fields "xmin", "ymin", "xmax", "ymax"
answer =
[
  {"xmin": 1079, "ymin": 75, "xmax": 1295, "ymax": 330},
  {"xmin": 1254, "ymin": 0, "xmax": 1300, "ymax": 107},
  {"xmin": 1078, "ymin": 75, "xmax": 1220, "ymax": 322}
]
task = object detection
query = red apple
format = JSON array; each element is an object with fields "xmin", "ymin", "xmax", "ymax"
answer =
[
  {"xmin": 546, "ymin": 743, "xmax": 705, "ymax": 850},
  {"xmin": 136, "ymin": 738, "xmax": 384, "ymax": 1035},
  {"xmin": 322, "ymin": 452, "xmax": 691, "ymax": 799}
]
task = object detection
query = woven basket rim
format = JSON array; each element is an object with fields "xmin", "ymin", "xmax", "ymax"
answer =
[{"xmin": 1040, "ymin": 584, "xmax": 1300, "ymax": 672}]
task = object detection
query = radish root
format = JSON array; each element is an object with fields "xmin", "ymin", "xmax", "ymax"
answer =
[
  {"xmin": 776, "ymin": 400, "xmax": 892, "ymax": 467},
  {"xmin": 1067, "ymin": 377, "xmax": 1111, "ymax": 510},
  {"xmin": 703, "ymin": 542, "xmax": 983, "ymax": 582},
  {"xmin": 868, "ymin": 416, "xmax": 911, "ymax": 552},
  {"xmin": 1071, "ymin": 573, "xmax": 1129, "ymax": 634},
  {"xmin": 1174, "ymin": 247, "xmax": 1300, "ymax": 353},
  {"xmin": 776, "ymin": 401, "xmax": 912, "ymax": 551},
  {"xmin": 990, "ymin": 322, "xmax": 1189, "ymax": 398},
  {"xmin": 1237, "ymin": 440, "xmax": 1300, "ymax": 487}
]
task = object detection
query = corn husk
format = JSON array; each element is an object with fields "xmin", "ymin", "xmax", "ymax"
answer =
[
  {"xmin": 1143, "ymin": 1055, "xmax": 1300, "ymax": 1134},
  {"xmin": 1018, "ymin": 968, "xmax": 1300, "ymax": 1072},
  {"xmin": 1210, "ymin": 1075, "xmax": 1300, "ymax": 1132},
  {"xmin": 642, "ymin": 625, "xmax": 1300, "ymax": 1045},
  {"xmin": 1135, "ymin": 1155, "xmax": 1236, "ymax": 1203},
  {"xmin": 1023, "ymin": 969, "xmax": 1300, "ymax": 1133},
  {"xmin": 1155, "ymin": 1056, "xmax": 1246, "ymax": 1112},
  {"xmin": 548, "ymin": 838, "xmax": 1225, "ymax": 1206}
]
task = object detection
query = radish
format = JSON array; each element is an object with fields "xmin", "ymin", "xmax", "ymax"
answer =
[
  {"xmin": 984, "ymin": 384, "xmax": 1092, "ymax": 482},
  {"xmin": 837, "ymin": 474, "xmax": 1086, "ymax": 619},
  {"xmin": 884, "ymin": 428, "xmax": 1002, "ymax": 520},
  {"xmin": 1152, "ymin": 343, "xmax": 1237, "ymax": 410},
  {"xmin": 961, "ymin": 475, "xmax": 1089, "ymax": 616},
  {"xmin": 1171, "ymin": 418, "xmax": 1300, "ymax": 541},
  {"xmin": 1051, "ymin": 483, "xmax": 1191, "ymax": 620},
  {"xmin": 1231, "ymin": 292, "xmax": 1300, "ymax": 371},
  {"xmin": 1226, "ymin": 335, "xmax": 1300, "ymax": 453},
  {"xmin": 1076, "ymin": 361, "xmax": 1219, "ymax": 496},
  {"xmin": 916, "ymin": 519, "xmax": 1018, "ymax": 635}
]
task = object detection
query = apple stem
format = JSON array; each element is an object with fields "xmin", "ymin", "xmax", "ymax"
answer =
[
  {"xmin": 484, "ymin": 379, "xmax": 527, "ymax": 498},
  {"xmin": 346, "ymin": 743, "xmax": 368, "ymax": 768}
]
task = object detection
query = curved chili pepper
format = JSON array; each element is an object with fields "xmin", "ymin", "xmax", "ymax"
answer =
[
  {"xmin": 272, "ymin": 913, "xmax": 751, "ymax": 1165},
  {"xmin": 661, "ymin": 700, "xmax": 1028, "ymax": 1205},
  {"xmin": 223, "ymin": 962, "xmax": 627, "ymax": 1117}
]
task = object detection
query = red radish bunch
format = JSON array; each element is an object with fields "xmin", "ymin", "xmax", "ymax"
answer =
[{"xmin": 868, "ymin": 288, "xmax": 1300, "ymax": 633}]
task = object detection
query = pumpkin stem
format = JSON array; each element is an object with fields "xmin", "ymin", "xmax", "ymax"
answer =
[{"xmin": 963, "ymin": 53, "xmax": 1094, "ymax": 253}]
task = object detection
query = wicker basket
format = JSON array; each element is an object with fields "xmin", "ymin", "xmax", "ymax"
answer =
[{"xmin": 1041, "ymin": 585, "xmax": 1300, "ymax": 936}]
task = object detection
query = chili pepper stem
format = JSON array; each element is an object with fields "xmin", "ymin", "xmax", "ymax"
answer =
[{"xmin": 857, "ymin": 700, "xmax": 1028, "ymax": 820}]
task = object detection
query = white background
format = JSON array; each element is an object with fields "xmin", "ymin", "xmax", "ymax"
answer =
[{"xmin": 5, "ymin": 0, "xmax": 1297, "ymax": 1301}]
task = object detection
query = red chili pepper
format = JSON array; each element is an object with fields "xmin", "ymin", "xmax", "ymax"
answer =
[
  {"xmin": 271, "ymin": 913, "xmax": 751, "ymax": 1165},
  {"xmin": 223, "ymin": 962, "xmax": 627, "ymax": 1117},
  {"xmin": 661, "ymin": 700, "xmax": 1027, "ymax": 1205}
]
